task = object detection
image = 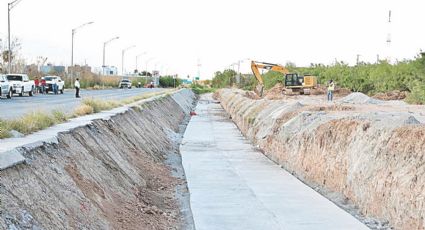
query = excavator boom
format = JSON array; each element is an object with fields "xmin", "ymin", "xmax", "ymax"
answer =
[{"xmin": 251, "ymin": 61, "xmax": 289, "ymax": 96}]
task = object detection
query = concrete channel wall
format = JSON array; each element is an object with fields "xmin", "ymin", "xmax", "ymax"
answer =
[
  {"xmin": 0, "ymin": 89, "xmax": 196, "ymax": 229},
  {"xmin": 216, "ymin": 89, "xmax": 425, "ymax": 230}
]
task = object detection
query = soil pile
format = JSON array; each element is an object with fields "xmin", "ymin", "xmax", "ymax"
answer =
[
  {"xmin": 264, "ymin": 83, "xmax": 285, "ymax": 100},
  {"xmin": 339, "ymin": 92, "xmax": 383, "ymax": 104},
  {"xmin": 373, "ymin": 90, "xmax": 407, "ymax": 101}
]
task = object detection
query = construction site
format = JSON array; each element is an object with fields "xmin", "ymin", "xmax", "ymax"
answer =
[
  {"xmin": 1, "ymin": 1, "xmax": 424, "ymax": 229},
  {"xmin": 0, "ymin": 85, "xmax": 423, "ymax": 230}
]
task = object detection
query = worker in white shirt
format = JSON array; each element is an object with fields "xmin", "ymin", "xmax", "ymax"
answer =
[{"xmin": 74, "ymin": 78, "xmax": 81, "ymax": 98}]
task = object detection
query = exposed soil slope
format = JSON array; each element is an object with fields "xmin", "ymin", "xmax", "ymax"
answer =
[
  {"xmin": 0, "ymin": 90, "xmax": 196, "ymax": 230},
  {"xmin": 217, "ymin": 89, "xmax": 425, "ymax": 230}
]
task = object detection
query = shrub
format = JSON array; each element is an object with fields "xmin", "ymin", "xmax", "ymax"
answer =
[
  {"xmin": 159, "ymin": 76, "xmax": 182, "ymax": 88},
  {"xmin": 191, "ymin": 84, "xmax": 216, "ymax": 94},
  {"xmin": 7, "ymin": 111, "xmax": 56, "ymax": 134},
  {"xmin": 73, "ymin": 104, "xmax": 94, "ymax": 116},
  {"xmin": 406, "ymin": 85, "xmax": 425, "ymax": 104}
]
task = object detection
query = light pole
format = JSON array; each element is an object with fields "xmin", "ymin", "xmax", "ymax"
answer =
[
  {"xmin": 7, "ymin": 0, "xmax": 24, "ymax": 74},
  {"xmin": 70, "ymin": 21, "xmax": 93, "ymax": 86},
  {"xmin": 236, "ymin": 58, "xmax": 250, "ymax": 84},
  {"xmin": 121, "ymin": 45, "xmax": 136, "ymax": 75},
  {"xmin": 135, "ymin": 52, "xmax": 147, "ymax": 73},
  {"xmin": 145, "ymin": 57, "xmax": 155, "ymax": 84},
  {"xmin": 103, "ymin": 36, "xmax": 119, "ymax": 75}
]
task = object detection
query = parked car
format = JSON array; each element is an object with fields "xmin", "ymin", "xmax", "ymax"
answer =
[
  {"xmin": 6, "ymin": 74, "xmax": 35, "ymax": 96},
  {"xmin": 119, "ymin": 79, "xmax": 132, "ymax": 89},
  {"xmin": 0, "ymin": 74, "xmax": 13, "ymax": 99},
  {"xmin": 44, "ymin": 76, "xmax": 64, "ymax": 94}
]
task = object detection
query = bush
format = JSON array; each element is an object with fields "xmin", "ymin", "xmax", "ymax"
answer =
[
  {"xmin": 82, "ymin": 98, "xmax": 121, "ymax": 113},
  {"xmin": 406, "ymin": 85, "xmax": 425, "ymax": 104},
  {"xmin": 159, "ymin": 76, "xmax": 182, "ymax": 88},
  {"xmin": 191, "ymin": 84, "xmax": 216, "ymax": 94}
]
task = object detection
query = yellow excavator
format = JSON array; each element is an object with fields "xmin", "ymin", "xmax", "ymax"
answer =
[{"xmin": 251, "ymin": 61, "xmax": 317, "ymax": 96}]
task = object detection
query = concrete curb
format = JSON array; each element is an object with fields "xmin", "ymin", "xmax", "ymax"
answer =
[{"xmin": 0, "ymin": 89, "xmax": 190, "ymax": 171}]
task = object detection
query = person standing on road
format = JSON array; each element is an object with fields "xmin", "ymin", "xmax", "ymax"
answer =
[
  {"xmin": 34, "ymin": 77, "xmax": 40, "ymax": 94},
  {"xmin": 75, "ymin": 78, "xmax": 81, "ymax": 98},
  {"xmin": 41, "ymin": 77, "xmax": 47, "ymax": 94},
  {"xmin": 327, "ymin": 80, "xmax": 335, "ymax": 101},
  {"xmin": 53, "ymin": 78, "xmax": 58, "ymax": 95}
]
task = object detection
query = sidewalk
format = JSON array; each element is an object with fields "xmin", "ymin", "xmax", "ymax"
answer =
[{"xmin": 180, "ymin": 94, "xmax": 369, "ymax": 230}]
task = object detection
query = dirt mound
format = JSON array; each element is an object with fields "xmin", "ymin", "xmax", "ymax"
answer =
[
  {"xmin": 373, "ymin": 90, "xmax": 407, "ymax": 101},
  {"xmin": 339, "ymin": 92, "xmax": 383, "ymax": 104},
  {"xmin": 311, "ymin": 86, "xmax": 326, "ymax": 95},
  {"xmin": 335, "ymin": 87, "xmax": 352, "ymax": 96},
  {"xmin": 264, "ymin": 83, "xmax": 285, "ymax": 100},
  {"xmin": 244, "ymin": 91, "xmax": 261, "ymax": 100}
]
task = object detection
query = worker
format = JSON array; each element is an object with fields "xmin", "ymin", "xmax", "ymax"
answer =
[
  {"xmin": 327, "ymin": 80, "xmax": 335, "ymax": 101},
  {"xmin": 53, "ymin": 78, "xmax": 58, "ymax": 95},
  {"xmin": 75, "ymin": 78, "xmax": 81, "ymax": 98},
  {"xmin": 34, "ymin": 77, "xmax": 39, "ymax": 94},
  {"xmin": 41, "ymin": 77, "xmax": 47, "ymax": 94}
]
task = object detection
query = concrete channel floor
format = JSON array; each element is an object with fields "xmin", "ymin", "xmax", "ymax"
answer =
[{"xmin": 180, "ymin": 95, "xmax": 369, "ymax": 230}]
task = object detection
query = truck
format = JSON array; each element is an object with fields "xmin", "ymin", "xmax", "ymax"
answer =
[
  {"xmin": 119, "ymin": 79, "xmax": 132, "ymax": 89},
  {"xmin": 0, "ymin": 74, "xmax": 13, "ymax": 99},
  {"xmin": 44, "ymin": 76, "xmax": 65, "ymax": 94},
  {"xmin": 6, "ymin": 74, "xmax": 35, "ymax": 97}
]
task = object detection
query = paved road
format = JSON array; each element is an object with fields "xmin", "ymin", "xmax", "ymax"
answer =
[
  {"xmin": 0, "ymin": 88, "xmax": 165, "ymax": 119},
  {"xmin": 181, "ymin": 94, "xmax": 369, "ymax": 230}
]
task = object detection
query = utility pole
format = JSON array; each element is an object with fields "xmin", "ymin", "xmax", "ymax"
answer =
[
  {"xmin": 121, "ymin": 45, "xmax": 135, "ymax": 75},
  {"xmin": 7, "ymin": 0, "xmax": 24, "ymax": 74},
  {"xmin": 135, "ymin": 52, "xmax": 146, "ymax": 73},
  {"xmin": 356, "ymin": 54, "xmax": 360, "ymax": 65},
  {"xmin": 103, "ymin": 36, "xmax": 119, "ymax": 75},
  {"xmin": 70, "ymin": 21, "xmax": 94, "ymax": 86},
  {"xmin": 386, "ymin": 10, "xmax": 392, "ymax": 62}
]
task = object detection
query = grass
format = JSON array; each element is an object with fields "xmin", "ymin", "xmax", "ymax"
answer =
[
  {"xmin": 190, "ymin": 84, "xmax": 216, "ymax": 95},
  {"xmin": 1, "ymin": 110, "xmax": 70, "ymax": 137},
  {"xmin": 0, "ymin": 89, "xmax": 174, "ymax": 139}
]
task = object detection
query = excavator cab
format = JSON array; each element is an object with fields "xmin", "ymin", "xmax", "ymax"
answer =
[
  {"xmin": 284, "ymin": 73, "xmax": 304, "ymax": 87},
  {"xmin": 284, "ymin": 73, "xmax": 317, "ymax": 95}
]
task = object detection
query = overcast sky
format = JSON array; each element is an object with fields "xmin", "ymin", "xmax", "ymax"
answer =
[{"xmin": 0, "ymin": 0, "xmax": 424, "ymax": 79}]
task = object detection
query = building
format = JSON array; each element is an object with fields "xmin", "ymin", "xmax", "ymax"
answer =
[
  {"xmin": 103, "ymin": 66, "xmax": 118, "ymax": 75},
  {"xmin": 41, "ymin": 64, "xmax": 65, "ymax": 75}
]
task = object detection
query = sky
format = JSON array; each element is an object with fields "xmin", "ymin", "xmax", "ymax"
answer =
[{"xmin": 0, "ymin": 0, "xmax": 424, "ymax": 79}]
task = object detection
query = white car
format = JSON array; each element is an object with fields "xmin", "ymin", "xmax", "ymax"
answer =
[
  {"xmin": 6, "ymin": 74, "xmax": 35, "ymax": 97},
  {"xmin": 44, "ymin": 76, "xmax": 64, "ymax": 94},
  {"xmin": 119, "ymin": 79, "xmax": 132, "ymax": 89},
  {"xmin": 0, "ymin": 74, "xmax": 13, "ymax": 99}
]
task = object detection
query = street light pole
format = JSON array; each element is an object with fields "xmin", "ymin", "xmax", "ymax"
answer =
[
  {"xmin": 121, "ymin": 45, "xmax": 136, "ymax": 75},
  {"xmin": 145, "ymin": 57, "xmax": 154, "ymax": 84},
  {"xmin": 70, "ymin": 21, "xmax": 94, "ymax": 85},
  {"xmin": 102, "ymin": 36, "xmax": 119, "ymax": 75},
  {"xmin": 7, "ymin": 0, "xmax": 23, "ymax": 74},
  {"xmin": 136, "ymin": 52, "xmax": 147, "ymax": 73}
]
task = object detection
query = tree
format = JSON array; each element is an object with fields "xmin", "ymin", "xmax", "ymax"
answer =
[{"xmin": 0, "ymin": 37, "xmax": 22, "ymax": 73}]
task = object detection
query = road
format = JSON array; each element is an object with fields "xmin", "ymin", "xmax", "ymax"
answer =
[{"xmin": 0, "ymin": 88, "xmax": 165, "ymax": 119}]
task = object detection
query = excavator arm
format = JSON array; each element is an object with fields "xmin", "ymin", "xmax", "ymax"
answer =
[{"xmin": 251, "ymin": 61, "xmax": 289, "ymax": 96}]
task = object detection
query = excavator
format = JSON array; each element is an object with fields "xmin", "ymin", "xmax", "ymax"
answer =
[{"xmin": 251, "ymin": 61, "xmax": 317, "ymax": 96}]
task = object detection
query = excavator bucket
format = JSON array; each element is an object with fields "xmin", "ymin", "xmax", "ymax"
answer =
[{"xmin": 255, "ymin": 84, "xmax": 264, "ymax": 97}]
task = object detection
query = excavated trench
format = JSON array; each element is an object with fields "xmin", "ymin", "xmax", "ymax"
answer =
[
  {"xmin": 216, "ymin": 89, "xmax": 425, "ymax": 230},
  {"xmin": 0, "ymin": 90, "xmax": 196, "ymax": 230}
]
